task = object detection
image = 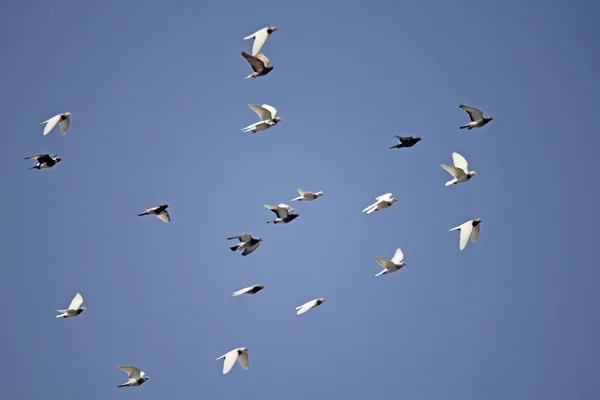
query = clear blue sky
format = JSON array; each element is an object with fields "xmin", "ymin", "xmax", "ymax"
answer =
[{"xmin": 1, "ymin": 0, "xmax": 598, "ymax": 398}]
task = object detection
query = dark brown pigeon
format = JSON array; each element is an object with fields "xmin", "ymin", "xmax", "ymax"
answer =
[{"xmin": 241, "ymin": 51, "xmax": 274, "ymax": 79}]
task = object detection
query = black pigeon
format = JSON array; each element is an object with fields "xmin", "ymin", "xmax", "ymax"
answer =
[
  {"xmin": 24, "ymin": 154, "xmax": 62, "ymax": 169},
  {"xmin": 389, "ymin": 136, "xmax": 422, "ymax": 149}
]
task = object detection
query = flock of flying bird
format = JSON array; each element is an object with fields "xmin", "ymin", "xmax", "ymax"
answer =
[{"xmin": 27, "ymin": 25, "xmax": 495, "ymax": 383}]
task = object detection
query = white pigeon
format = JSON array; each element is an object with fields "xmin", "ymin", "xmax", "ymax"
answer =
[
  {"xmin": 459, "ymin": 104, "xmax": 493, "ymax": 130},
  {"xmin": 449, "ymin": 218, "xmax": 483, "ymax": 251},
  {"xmin": 244, "ymin": 26, "xmax": 278, "ymax": 56},
  {"xmin": 295, "ymin": 298, "xmax": 326, "ymax": 315},
  {"xmin": 138, "ymin": 204, "xmax": 170, "ymax": 222},
  {"xmin": 55, "ymin": 292, "xmax": 86, "ymax": 318},
  {"xmin": 216, "ymin": 347, "xmax": 249, "ymax": 375},
  {"xmin": 241, "ymin": 104, "xmax": 283, "ymax": 133},
  {"xmin": 374, "ymin": 248, "xmax": 406, "ymax": 277},
  {"xmin": 291, "ymin": 188, "xmax": 323, "ymax": 202},
  {"xmin": 440, "ymin": 152, "xmax": 477, "ymax": 186},
  {"xmin": 228, "ymin": 234, "xmax": 263, "ymax": 256},
  {"xmin": 362, "ymin": 193, "xmax": 398, "ymax": 214},
  {"xmin": 41, "ymin": 112, "xmax": 71, "ymax": 136},
  {"xmin": 233, "ymin": 284, "xmax": 264, "ymax": 296},
  {"xmin": 116, "ymin": 365, "xmax": 150, "ymax": 387}
]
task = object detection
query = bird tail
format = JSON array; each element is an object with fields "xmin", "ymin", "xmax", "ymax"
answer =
[
  {"xmin": 266, "ymin": 221, "xmax": 274, "ymax": 224},
  {"xmin": 290, "ymin": 196, "xmax": 303, "ymax": 202},
  {"xmin": 117, "ymin": 384, "xmax": 128, "ymax": 388},
  {"xmin": 445, "ymin": 179, "xmax": 456, "ymax": 187},
  {"xmin": 138, "ymin": 212, "xmax": 149, "ymax": 216},
  {"xmin": 230, "ymin": 245, "xmax": 240, "ymax": 251},
  {"xmin": 459, "ymin": 125, "xmax": 468, "ymax": 129},
  {"xmin": 29, "ymin": 165, "xmax": 39, "ymax": 170},
  {"xmin": 375, "ymin": 270, "xmax": 387, "ymax": 277},
  {"xmin": 244, "ymin": 73, "xmax": 255, "ymax": 80}
]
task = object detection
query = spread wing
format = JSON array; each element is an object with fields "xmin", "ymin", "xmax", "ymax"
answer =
[
  {"xmin": 459, "ymin": 222, "xmax": 474, "ymax": 251},
  {"xmin": 255, "ymin": 53, "xmax": 270, "ymax": 67},
  {"xmin": 391, "ymin": 248, "xmax": 404, "ymax": 264},
  {"xmin": 68, "ymin": 293, "xmax": 83, "ymax": 310},
  {"xmin": 248, "ymin": 104, "xmax": 271, "ymax": 121},
  {"xmin": 361, "ymin": 202, "xmax": 377, "ymax": 213},
  {"xmin": 59, "ymin": 116, "xmax": 70, "ymax": 135},
  {"xmin": 261, "ymin": 104, "xmax": 277, "ymax": 119},
  {"xmin": 241, "ymin": 52, "xmax": 264, "ymax": 72},
  {"xmin": 41, "ymin": 114, "xmax": 61, "ymax": 135},
  {"xmin": 221, "ymin": 350, "xmax": 238, "ymax": 375},
  {"xmin": 452, "ymin": 152, "xmax": 469, "ymax": 172},
  {"xmin": 233, "ymin": 286, "xmax": 253, "ymax": 296},
  {"xmin": 395, "ymin": 136, "xmax": 411, "ymax": 142},
  {"xmin": 376, "ymin": 193, "xmax": 393, "ymax": 201},
  {"xmin": 242, "ymin": 243, "xmax": 259, "ymax": 256},
  {"xmin": 459, "ymin": 105, "xmax": 483, "ymax": 121},
  {"xmin": 265, "ymin": 205, "xmax": 288, "ymax": 218},
  {"xmin": 471, "ymin": 224, "xmax": 481, "ymax": 243},
  {"xmin": 228, "ymin": 234, "xmax": 251, "ymax": 242},
  {"xmin": 251, "ymin": 28, "xmax": 269, "ymax": 56},
  {"xmin": 238, "ymin": 351, "xmax": 249, "ymax": 369},
  {"xmin": 375, "ymin": 255, "xmax": 394, "ymax": 269},
  {"xmin": 441, "ymin": 164, "xmax": 466, "ymax": 179},
  {"xmin": 156, "ymin": 210, "xmax": 170, "ymax": 223},
  {"xmin": 117, "ymin": 365, "xmax": 141, "ymax": 379},
  {"xmin": 25, "ymin": 154, "xmax": 51, "ymax": 162},
  {"xmin": 296, "ymin": 300, "xmax": 316, "ymax": 315}
]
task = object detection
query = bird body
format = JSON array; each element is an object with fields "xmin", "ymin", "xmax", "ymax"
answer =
[
  {"xmin": 362, "ymin": 193, "xmax": 398, "ymax": 214},
  {"xmin": 138, "ymin": 204, "xmax": 170, "ymax": 222},
  {"xmin": 227, "ymin": 234, "xmax": 263, "ymax": 256},
  {"xmin": 449, "ymin": 218, "xmax": 483, "ymax": 250},
  {"xmin": 389, "ymin": 136, "xmax": 422, "ymax": 149},
  {"xmin": 459, "ymin": 105, "xmax": 493, "ymax": 130},
  {"xmin": 243, "ymin": 26, "xmax": 278, "ymax": 56},
  {"xmin": 41, "ymin": 112, "xmax": 71, "ymax": 136},
  {"xmin": 440, "ymin": 152, "xmax": 477, "ymax": 186},
  {"xmin": 216, "ymin": 347, "xmax": 249, "ymax": 375},
  {"xmin": 24, "ymin": 154, "xmax": 62, "ymax": 169},
  {"xmin": 291, "ymin": 188, "xmax": 323, "ymax": 202},
  {"xmin": 374, "ymin": 248, "xmax": 406, "ymax": 276},
  {"xmin": 241, "ymin": 52, "xmax": 274, "ymax": 79}
]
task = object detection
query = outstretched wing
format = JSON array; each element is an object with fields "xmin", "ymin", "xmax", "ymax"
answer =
[
  {"xmin": 59, "ymin": 116, "xmax": 70, "ymax": 135},
  {"xmin": 395, "ymin": 136, "xmax": 411, "ymax": 142},
  {"xmin": 441, "ymin": 164, "xmax": 465, "ymax": 179},
  {"xmin": 376, "ymin": 193, "xmax": 393, "ymax": 201},
  {"xmin": 375, "ymin": 255, "xmax": 394, "ymax": 269},
  {"xmin": 296, "ymin": 300, "xmax": 316, "ymax": 315},
  {"xmin": 248, "ymin": 104, "xmax": 271, "ymax": 121},
  {"xmin": 459, "ymin": 105, "xmax": 483, "ymax": 121},
  {"xmin": 41, "ymin": 114, "xmax": 61, "ymax": 136},
  {"xmin": 227, "ymin": 234, "xmax": 251, "ymax": 242},
  {"xmin": 250, "ymin": 28, "xmax": 269, "ymax": 56},
  {"xmin": 238, "ymin": 351, "xmax": 249, "ymax": 369},
  {"xmin": 361, "ymin": 202, "xmax": 377, "ymax": 213},
  {"xmin": 255, "ymin": 53, "xmax": 270, "ymax": 67},
  {"xmin": 265, "ymin": 205, "xmax": 288, "ymax": 218},
  {"xmin": 391, "ymin": 248, "xmax": 404, "ymax": 263},
  {"xmin": 471, "ymin": 224, "xmax": 481, "ymax": 243},
  {"xmin": 459, "ymin": 222, "xmax": 474, "ymax": 251},
  {"xmin": 156, "ymin": 210, "xmax": 170, "ymax": 223},
  {"xmin": 261, "ymin": 104, "xmax": 277, "ymax": 119},
  {"xmin": 452, "ymin": 152, "xmax": 469, "ymax": 172},
  {"xmin": 68, "ymin": 293, "xmax": 83, "ymax": 310},
  {"xmin": 241, "ymin": 52, "xmax": 264, "ymax": 72},
  {"xmin": 117, "ymin": 365, "xmax": 141, "ymax": 379},
  {"xmin": 221, "ymin": 350, "xmax": 238, "ymax": 375}
]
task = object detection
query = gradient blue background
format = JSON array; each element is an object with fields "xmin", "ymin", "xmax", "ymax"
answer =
[{"xmin": 1, "ymin": 0, "xmax": 598, "ymax": 399}]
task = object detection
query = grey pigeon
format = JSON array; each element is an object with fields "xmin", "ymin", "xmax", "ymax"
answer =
[
  {"xmin": 389, "ymin": 136, "xmax": 422, "ymax": 149},
  {"xmin": 264, "ymin": 203, "xmax": 299, "ymax": 224},
  {"xmin": 459, "ymin": 105, "xmax": 493, "ymax": 130},
  {"xmin": 24, "ymin": 154, "xmax": 62, "ymax": 169},
  {"xmin": 241, "ymin": 52, "xmax": 274, "ymax": 79},
  {"xmin": 227, "ymin": 234, "xmax": 263, "ymax": 256},
  {"xmin": 138, "ymin": 204, "xmax": 170, "ymax": 222}
]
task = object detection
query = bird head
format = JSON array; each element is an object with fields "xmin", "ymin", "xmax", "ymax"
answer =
[
  {"xmin": 315, "ymin": 191, "xmax": 323, "ymax": 197},
  {"xmin": 487, "ymin": 116, "xmax": 494, "ymax": 120},
  {"xmin": 474, "ymin": 218, "xmax": 483, "ymax": 223},
  {"xmin": 142, "ymin": 376, "xmax": 150, "ymax": 381},
  {"xmin": 268, "ymin": 27, "xmax": 278, "ymax": 33},
  {"xmin": 415, "ymin": 137, "xmax": 422, "ymax": 141},
  {"xmin": 469, "ymin": 171, "xmax": 477, "ymax": 176},
  {"xmin": 80, "ymin": 306, "xmax": 87, "ymax": 311},
  {"xmin": 390, "ymin": 198, "xmax": 398, "ymax": 204},
  {"xmin": 64, "ymin": 112, "xmax": 72, "ymax": 117},
  {"xmin": 55, "ymin": 157, "xmax": 63, "ymax": 163},
  {"xmin": 319, "ymin": 298, "xmax": 326, "ymax": 303},
  {"xmin": 274, "ymin": 117, "xmax": 283, "ymax": 122},
  {"xmin": 257, "ymin": 285, "xmax": 265, "ymax": 289},
  {"xmin": 257, "ymin": 237, "xmax": 263, "ymax": 242}
]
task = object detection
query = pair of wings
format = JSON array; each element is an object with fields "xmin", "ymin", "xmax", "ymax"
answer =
[
  {"xmin": 375, "ymin": 248, "xmax": 404, "ymax": 268},
  {"xmin": 117, "ymin": 365, "xmax": 144, "ymax": 379},
  {"xmin": 67, "ymin": 293, "xmax": 84, "ymax": 310},
  {"xmin": 459, "ymin": 104, "xmax": 484, "ymax": 121},
  {"xmin": 450, "ymin": 221, "xmax": 481, "ymax": 250},
  {"xmin": 295, "ymin": 299, "xmax": 320, "ymax": 315},
  {"xmin": 25, "ymin": 154, "xmax": 54, "ymax": 163},
  {"xmin": 248, "ymin": 104, "xmax": 277, "ymax": 121},
  {"xmin": 243, "ymin": 27, "xmax": 272, "ymax": 56},
  {"xmin": 42, "ymin": 113, "xmax": 70, "ymax": 136},
  {"xmin": 219, "ymin": 349, "xmax": 249, "ymax": 374},
  {"xmin": 242, "ymin": 52, "xmax": 271, "ymax": 71},
  {"xmin": 232, "ymin": 285, "xmax": 262, "ymax": 297},
  {"xmin": 441, "ymin": 152, "xmax": 469, "ymax": 177}
]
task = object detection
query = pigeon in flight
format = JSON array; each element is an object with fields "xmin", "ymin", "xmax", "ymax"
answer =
[
  {"xmin": 296, "ymin": 298, "xmax": 326, "ymax": 315},
  {"xmin": 24, "ymin": 154, "xmax": 62, "ymax": 169},
  {"xmin": 440, "ymin": 152, "xmax": 477, "ymax": 186},
  {"xmin": 56, "ymin": 293, "xmax": 86, "ymax": 318},
  {"xmin": 244, "ymin": 26, "xmax": 278, "ymax": 56},
  {"xmin": 241, "ymin": 104, "xmax": 283, "ymax": 133},
  {"xmin": 449, "ymin": 218, "xmax": 483, "ymax": 251},
  {"xmin": 241, "ymin": 51, "xmax": 274, "ymax": 79},
  {"xmin": 41, "ymin": 112, "xmax": 71, "ymax": 136},
  {"xmin": 264, "ymin": 203, "xmax": 299, "ymax": 224},
  {"xmin": 374, "ymin": 248, "xmax": 407, "ymax": 277},
  {"xmin": 459, "ymin": 105, "xmax": 493, "ymax": 130},
  {"xmin": 216, "ymin": 347, "xmax": 249, "ymax": 375},
  {"xmin": 362, "ymin": 193, "xmax": 397, "ymax": 214},
  {"xmin": 227, "ymin": 234, "xmax": 263, "ymax": 256},
  {"xmin": 138, "ymin": 204, "xmax": 170, "ymax": 222},
  {"xmin": 291, "ymin": 188, "xmax": 323, "ymax": 202},
  {"xmin": 116, "ymin": 365, "xmax": 149, "ymax": 387},
  {"xmin": 232, "ymin": 285, "xmax": 264, "ymax": 297},
  {"xmin": 389, "ymin": 136, "xmax": 422, "ymax": 149}
]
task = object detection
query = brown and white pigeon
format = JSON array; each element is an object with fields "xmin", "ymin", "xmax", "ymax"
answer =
[{"xmin": 241, "ymin": 52, "xmax": 274, "ymax": 79}]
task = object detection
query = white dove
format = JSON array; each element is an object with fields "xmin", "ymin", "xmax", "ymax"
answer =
[
  {"xmin": 56, "ymin": 292, "xmax": 86, "ymax": 318},
  {"xmin": 374, "ymin": 248, "xmax": 406, "ymax": 277},
  {"xmin": 449, "ymin": 218, "xmax": 483, "ymax": 251},
  {"xmin": 116, "ymin": 365, "xmax": 149, "ymax": 387},
  {"xmin": 241, "ymin": 104, "xmax": 283, "ymax": 133},
  {"xmin": 41, "ymin": 112, "xmax": 71, "ymax": 136},
  {"xmin": 216, "ymin": 347, "xmax": 249, "ymax": 375},
  {"xmin": 295, "ymin": 298, "xmax": 326, "ymax": 315},
  {"xmin": 362, "ymin": 193, "xmax": 398, "ymax": 214},
  {"xmin": 232, "ymin": 285, "xmax": 264, "ymax": 297},
  {"xmin": 459, "ymin": 104, "xmax": 493, "ymax": 130},
  {"xmin": 291, "ymin": 188, "xmax": 323, "ymax": 202},
  {"xmin": 440, "ymin": 152, "xmax": 477, "ymax": 186},
  {"xmin": 244, "ymin": 26, "xmax": 278, "ymax": 56}
]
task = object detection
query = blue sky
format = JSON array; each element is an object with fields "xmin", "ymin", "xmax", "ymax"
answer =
[{"xmin": 1, "ymin": 0, "xmax": 599, "ymax": 398}]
